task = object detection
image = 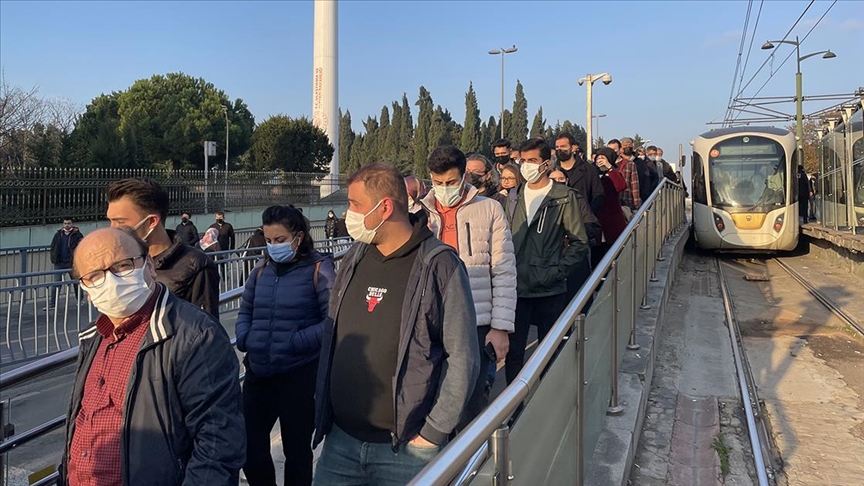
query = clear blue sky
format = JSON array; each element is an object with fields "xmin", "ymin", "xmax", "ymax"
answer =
[{"xmin": 2, "ymin": 0, "xmax": 863, "ymax": 177}]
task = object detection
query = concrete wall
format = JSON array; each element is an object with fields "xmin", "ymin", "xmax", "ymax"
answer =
[{"xmin": 0, "ymin": 203, "xmax": 348, "ymax": 249}]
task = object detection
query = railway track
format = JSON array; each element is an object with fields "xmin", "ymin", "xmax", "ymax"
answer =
[{"xmin": 716, "ymin": 258, "xmax": 777, "ymax": 486}]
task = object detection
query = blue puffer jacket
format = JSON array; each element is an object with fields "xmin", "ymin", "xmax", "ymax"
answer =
[{"xmin": 235, "ymin": 251, "xmax": 335, "ymax": 377}]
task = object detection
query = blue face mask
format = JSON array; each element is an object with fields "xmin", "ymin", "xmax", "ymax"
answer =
[{"xmin": 267, "ymin": 240, "xmax": 296, "ymax": 263}]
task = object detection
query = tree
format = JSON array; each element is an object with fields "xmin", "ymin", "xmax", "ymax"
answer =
[
  {"xmin": 338, "ymin": 109, "xmax": 355, "ymax": 173},
  {"xmin": 530, "ymin": 107, "xmax": 545, "ymax": 137},
  {"xmin": 0, "ymin": 74, "xmax": 43, "ymax": 156},
  {"xmin": 787, "ymin": 120, "xmax": 820, "ymax": 173},
  {"xmin": 248, "ymin": 115, "xmax": 333, "ymax": 172},
  {"xmin": 414, "ymin": 86, "xmax": 434, "ymax": 176},
  {"xmin": 66, "ymin": 93, "xmax": 127, "ymax": 168},
  {"xmin": 460, "ymin": 82, "xmax": 482, "ymax": 154},
  {"xmin": 507, "ymin": 80, "xmax": 528, "ymax": 144},
  {"xmin": 595, "ymin": 136, "xmax": 606, "ymax": 148},
  {"xmin": 397, "ymin": 94, "xmax": 414, "ymax": 169},
  {"xmin": 25, "ymin": 123, "xmax": 65, "ymax": 167},
  {"xmin": 632, "ymin": 133, "xmax": 646, "ymax": 148}
]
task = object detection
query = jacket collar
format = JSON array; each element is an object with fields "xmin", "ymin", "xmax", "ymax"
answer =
[{"xmin": 77, "ymin": 284, "xmax": 174, "ymax": 345}]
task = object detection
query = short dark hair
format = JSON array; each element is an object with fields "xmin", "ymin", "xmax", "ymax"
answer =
[
  {"xmin": 63, "ymin": 218, "xmax": 73, "ymax": 222},
  {"xmin": 261, "ymin": 205, "xmax": 314, "ymax": 257},
  {"xmin": 519, "ymin": 137, "xmax": 552, "ymax": 161},
  {"xmin": 347, "ymin": 162, "xmax": 409, "ymax": 217},
  {"xmin": 427, "ymin": 145, "xmax": 467, "ymax": 177},
  {"xmin": 216, "ymin": 211, "xmax": 225, "ymax": 217},
  {"xmin": 607, "ymin": 139, "xmax": 621, "ymax": 150},
  {"xmin": 491, "ymin": 138, "xmax": 512, "ymax": 150},
  {"xmin": 646, "ymin": 145, "xmax": 658, "ymax": 152},
  {"xmin": 106, "ymin": 178, "xmax": 169, "ymax": 223},
  {"xmin": 556, "ymin": 133, "xmax": 576, "ymax": 145},
  {"xmin": 181, "ymin": 211, "xmax": 191, "ymax": 217}
]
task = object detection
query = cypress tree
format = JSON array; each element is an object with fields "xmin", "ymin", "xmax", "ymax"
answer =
[
  {"xmin": 508, "ymin": 80, "xmax": 528, "ymax": 144},
  {"xmin": 413, "ymin": 86, "xmax": 434, "ymax": 176},
  {"xmin": 399, "ymin": 94, "xmax": 414, "ymax": 169},
  {"xmin": 338, "ymin": 109, "xmax": 355, "ymax": 173},
  {"xmin": 460, "ymin": 82, "xmax": 482, "ymax": 154},
  {"xmin": 529, "ymin": 106, "xmax": 545, "ymax": 137}
]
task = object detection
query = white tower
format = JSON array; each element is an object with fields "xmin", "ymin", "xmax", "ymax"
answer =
[{"xmin": 313, "ymin": 0, "xmax": 339, "ymax": 197}]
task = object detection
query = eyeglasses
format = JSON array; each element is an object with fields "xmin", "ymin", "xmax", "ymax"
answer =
[
  {"xmin": 501, "ymin": 177, "xmax": 518, "ymax": 182},
  {"xmin": 79, "ymin": 255, "xmax": 146, "ymax": 288}
]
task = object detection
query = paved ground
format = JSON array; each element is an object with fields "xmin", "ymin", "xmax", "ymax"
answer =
[
  {"xmin": 723, "ymin": 254, "xmax": 864, "ymax": 486},
  {"xmin": 630, "ymin": 252, "xmax": 755, "ymax": 485}
]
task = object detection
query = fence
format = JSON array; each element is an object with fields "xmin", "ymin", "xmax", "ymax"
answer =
[
  {"xmin": 0, "ymin": 167, "xmax": 348, "ymax": 227},
  {"xmin": 817, "ymin": 103, "xmax": 864, "ymax": 233},
  {"xmin": 409, "ymin": 180, "xmax": 687, "ymax": 485},
  {"xmin": 0, "ymin": 225, "xmax": 328, "ymax": 278},
  {"xmin": 0, "ymin": 237, "xmax": 354, "ymax": 365}
]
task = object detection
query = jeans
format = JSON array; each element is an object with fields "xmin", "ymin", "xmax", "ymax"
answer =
[
  {"xmin": 243, "ymin": 360, "xmax": 317, "ymax": 486},
  {"xmin": 51, "ymin": 262, "xmax": 76, "ymax": 304},
  {"xmin": 505, "ymin": 294, "xmax": 567, "ymax": 385},
  {"xmin": 313, "ymin": 425, "xmax": 442, "ymax": 486}
]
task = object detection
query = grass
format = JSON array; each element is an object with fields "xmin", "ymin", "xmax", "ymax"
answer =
[{"xmin": 712, "ymin": 432, "xmax": 731, "ymax": 477}]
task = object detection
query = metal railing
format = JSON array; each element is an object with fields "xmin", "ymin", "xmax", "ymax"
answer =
[
  {"xmin": 0, "ymin": 245, "xmax": 354, "ymax": 486},
  {"xmin": 0, "ymin": 167, "xmax": 348, "ymax": 227},
  {"xmin": 0, "ymin": 238, "xmax": 354, "ymax": 365},
  {"xmin": 409, "ymin": 179, "xmax": 687, "ymax": 485},
  {"xmin": 0, "ymin": 225, "xmax": 331, "ymax": 278}
]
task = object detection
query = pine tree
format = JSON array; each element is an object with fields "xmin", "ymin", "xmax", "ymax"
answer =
[
  {"xmin": 543, "ymin": 123, "xmax": 555, "ymax": 142},
  {"xmin": 529, "ymin": 107, "xmax": 545, "ymax": 137},
  {"xmin": 414, "ymin": 86, "xmax": 434, "ymax": 176},
  {"xmin": 485, "ymin": 116, "xmax": 499, "ymax": 157},
  {"xmin": 338, "ymin": 109, "xmax": 355, "ymax": 173},
  {"xmin": 385, "ymin": 102, "xmax": 401, "ymax": 166},
  {"xmin": 560, "ymin": 119, "xmax": 575, "ymax": 139},
  {"xmin": 460, "ymin": 82, "xmax": 482, "ymax": 154},
  {"xmin": 350, "ymin": 134, "xmax": 366, "ymax": 168},
  {"xmin": 508, "ymin": 80, "xmax": 528, "ymax": 144},
  {"xmin": 398, "ymin": 94, "xmax": 414, "ymax": 169}
]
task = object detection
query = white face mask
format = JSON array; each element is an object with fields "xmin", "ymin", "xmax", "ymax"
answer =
[
  {"xmin": 433, "ymin": 180, "xmax": 464, "ymax": 208},
  {"xmin": 81, "ymin": 266, "xmax": 153, "ymax": 318},
  {"xmin": 133, "ymin": 214, "xmax": 157, "ymax": 241},
  {"xmin": 346, "ymin": 200, "xmax": 385, "ymax": 244},
  {"xmin": 520, "ymin": 161, "xmax": 547, "ymax": 184}
]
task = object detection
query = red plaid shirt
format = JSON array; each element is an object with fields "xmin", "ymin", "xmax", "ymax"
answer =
[
  {"xmin": 67, "ymin": 290, "xmax": 158, "ymax": 486},
  {"xmin": 617, "ymin": 157, "xmax": 642, "ymax": 210}
]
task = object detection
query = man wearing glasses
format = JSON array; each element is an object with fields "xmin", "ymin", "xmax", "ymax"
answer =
[{"xmin": 61, "ymin": 227, "xmax": 245, "ymax": 486}]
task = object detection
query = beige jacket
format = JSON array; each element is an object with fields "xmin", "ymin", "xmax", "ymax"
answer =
[{"xmin": 421, "ymin": 185, "xmax": 517, "ymax": 332}]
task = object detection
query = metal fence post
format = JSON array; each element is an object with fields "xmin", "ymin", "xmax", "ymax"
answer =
[
  {"xmin": 628, "ymin": 235, "xmax": 641, "ymax": 351},
  {"xmin": 607, "ymin": 260, "xmax": 624, "ymax": 415},
  {"xmin": 657, "ymin": 190, "xmax": 666, "ymax": 262},
  {"xmin": 575, "ymin": 313, "xmax": 586, "ymax": 486},
  {"xmin": 490, "ymin": 425, "xmax": 513, "ymax": 486},
  {"xmin": 641, "ymin": 209, "xmax": 653, "ymax": 308}
]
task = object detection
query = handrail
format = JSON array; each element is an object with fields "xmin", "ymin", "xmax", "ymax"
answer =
[
  {"xmin": 409, "ymin": 179, "xmax": 685, "ymax": 485},
  {"xmin": 0, "ymin": 247, "xmax": 353, "ymax": 469}
]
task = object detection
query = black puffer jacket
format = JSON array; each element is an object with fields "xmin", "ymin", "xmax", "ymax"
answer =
[
  {"xmin": 153, "ymin": 230, "xmax": 221, "ymax": 318},
  {"xmin": 175, "ymin": 221, "xmax": 200, "ymax": 247},
  {"xmin": 60, "ymin": 285, "xmax": 245, "ymax": 486}
]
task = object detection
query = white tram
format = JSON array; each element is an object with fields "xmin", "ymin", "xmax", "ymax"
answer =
[{"xmin": 691, "ymin": 127, "xmax": 799, "ymax": 251}]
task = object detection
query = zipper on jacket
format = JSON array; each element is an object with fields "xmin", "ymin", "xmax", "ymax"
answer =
[{"xmin": 465, "ymin": 222, "xmax": 472, "ymax": 256}]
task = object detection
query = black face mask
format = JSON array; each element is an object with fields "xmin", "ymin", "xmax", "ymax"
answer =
[
  {"xmin": 622, "ymin": 147, "xmax": 634, "ymax": 157},
  {"xmin": 556, "ymin": 149, "xmax": 573, "ymax": 161},
  {"xmin": 181, "ymin": 217, "xmax": 189, "ymax": 223},
  {"xmin": 467, "ymin": 172, "xmax": 486, "ymax": 188},
  {"xmin": 494, "ymin": 155, "xmax": 510, "ymax": 165},
  {"xmin": 216, "ymin": 218, "xmax": 224, "ymax": 224}
]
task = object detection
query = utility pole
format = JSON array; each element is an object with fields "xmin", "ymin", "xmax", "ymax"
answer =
[
  {"xmin": 488, "ymin": 46, "xmax": 517, "ymax": 139},
  {"xmin": 578, "ymin": 72, "xmax": 613, "ymax": 161}
]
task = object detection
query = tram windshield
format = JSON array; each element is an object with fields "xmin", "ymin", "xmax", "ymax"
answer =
[{"xmin": 708, "ymin": 135, "xmax": 787, "ymax": 212}]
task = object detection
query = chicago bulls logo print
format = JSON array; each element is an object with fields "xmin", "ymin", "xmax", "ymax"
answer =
[{"xmin": 366, "ymin": 287, "xmax": 388, "ymax": 313}]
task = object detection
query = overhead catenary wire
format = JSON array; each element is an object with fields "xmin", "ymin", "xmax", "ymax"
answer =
[
  {"xmin": 739, "ymin": 0, "xmax": 765, "ymax": 96},
  {"xmin": 724, "ymin": 0, "xmax": 755, "ymax": 124}
]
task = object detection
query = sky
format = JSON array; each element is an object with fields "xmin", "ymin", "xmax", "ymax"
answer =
[{"xmin": 2, "ymin": 0, "xmax": 863, "ymax": 180}]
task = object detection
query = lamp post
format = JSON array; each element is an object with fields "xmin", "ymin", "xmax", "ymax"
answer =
[
  {"xmin": 222, "ymin": 106, "xmax": 230, "ymax": 208},
  {"xmin": 761, "ymin": 37, "xmax": 836, "ymax": 167},
  {"xmin": 488, "ymin": 45, "xmax": 518, "ymax": 138},
  {"xmin": 592, "ymin": 114, "xmax": 606, "ymax": 146},
  {"xmin": 578, "ymin": 72, "xmax": 612, "ymax": 161}
]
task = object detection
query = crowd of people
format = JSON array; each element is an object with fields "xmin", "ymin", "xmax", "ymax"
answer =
[{"xmin": 56, "ymin": 133, "xmax": 686, "ymax": 486}]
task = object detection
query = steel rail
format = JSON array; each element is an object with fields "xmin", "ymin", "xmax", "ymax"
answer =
[
  {"xmin": 773, "ymin": 258, "xmax": 864, "ymax": 337},
  {"xmin": 717, "ymin": 259, "xmax": 774, "ymax": 485}
]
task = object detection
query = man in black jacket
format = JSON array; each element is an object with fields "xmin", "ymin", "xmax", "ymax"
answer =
[
  {"xmin": 554, "ymin": 133, "xmax": 605, "ymax": 214},
  {"xmin": 61, "ymin": 227, "xmax": 244, "ymax": 486},
  {"xmin": 209, "ymin": 212, "xmax": 235, "ymax": 251},
  {"xmin": 175, "ymin": 211, "xmax": 199, "ymax": 246},
  {"xmin": 49, "ymin": 218, "xmax": 84, "ymax": 304},
  {"xmin": 106, "ymin": 178, "xmax": 221, "ymax": 318}
]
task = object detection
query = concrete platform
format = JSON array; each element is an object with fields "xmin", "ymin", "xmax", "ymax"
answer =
[{"xmin": 801, "ymin": 224, "xmax": 864, "ymax": 278}]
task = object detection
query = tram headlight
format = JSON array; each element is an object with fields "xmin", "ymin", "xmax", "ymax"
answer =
[
  {"xmin": 773, "ymin": 215, "xmax": 784, "ymax": 232},
  {"xmin": 714, "ymin": 213, "xmax": 725, "ymax": 232}
]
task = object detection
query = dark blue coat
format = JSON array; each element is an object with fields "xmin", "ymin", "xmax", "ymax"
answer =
[{"xmin": 236, "ymin": 251, "xmax": 335, "ymax": 377}]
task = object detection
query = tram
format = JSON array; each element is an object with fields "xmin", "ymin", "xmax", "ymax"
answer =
[{"xmin": 691, "ymin": 126, "xmax": 799, "ymax": 251}]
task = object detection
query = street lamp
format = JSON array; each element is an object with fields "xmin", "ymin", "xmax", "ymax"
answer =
[
  {"xmin": 488, "ymin": 45, "xmax": 518, "ymax": 138},
  {"xmin": 592, "ymin": 114, "xmax": 606, "ymax": 146},
  {"xmin": 762, "ymin": 36, "xmax": 836, "ymax": 167},
  {"xmin": 578, "ymin": 72, "xmax": 612, "ymax": 160},
  {"xmin": 222, "ymin": 106, "xmax": 229, "ymax": 206}
]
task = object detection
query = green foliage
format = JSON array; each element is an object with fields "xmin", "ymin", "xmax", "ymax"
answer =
[
  {"xmin": 248, "ymin": 115, "xmax": 333, "ymax": 172},
  {"xmin": 507, "ymin": 80, "xmax": 528, "ymax": 144},
  {"xmin": 413, "ymin": 86, "xmax": 434, "ymax": 176},
  {"xmin": 460, "ymin": 82, "xmax": 482, "ymax": 154},
  {"xmin": 338, "ymin": 109, "xmax": 355, "ymax": 172},
  {"xmin": 530, "ymin": 107, "xmax": 545, "ymax": 138}
]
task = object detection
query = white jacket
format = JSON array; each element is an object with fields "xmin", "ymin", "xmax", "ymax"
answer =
[{"xmin": 422, "ymin": 185, "xmax": 517, "ymax": 332}]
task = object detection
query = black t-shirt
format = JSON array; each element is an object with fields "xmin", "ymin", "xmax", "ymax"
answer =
[{"xmin": 329, "ymin": 235, "xmax": 422, "ymax": 443}]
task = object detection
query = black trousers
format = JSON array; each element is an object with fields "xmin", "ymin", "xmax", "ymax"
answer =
[
  {"xmin": 505, "ymin": 294, "xmax": 566, "ymax": 385},
  {"xmin": 242, "ymin": 359, "xmax": 318, "ymax": 486},
  {"xmin": 458, "ymin": 325, "xmax": 492, "ymax": 432}
]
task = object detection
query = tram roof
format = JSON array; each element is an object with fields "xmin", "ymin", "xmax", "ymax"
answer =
[{"xmin": 698, "ymin": 126, "xmax": 790, "ymax": 140}]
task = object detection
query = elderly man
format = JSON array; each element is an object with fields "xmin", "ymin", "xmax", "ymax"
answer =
[{"xmin": 61, "ymin": 227, "xmax": 245, "ymax": 486}]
